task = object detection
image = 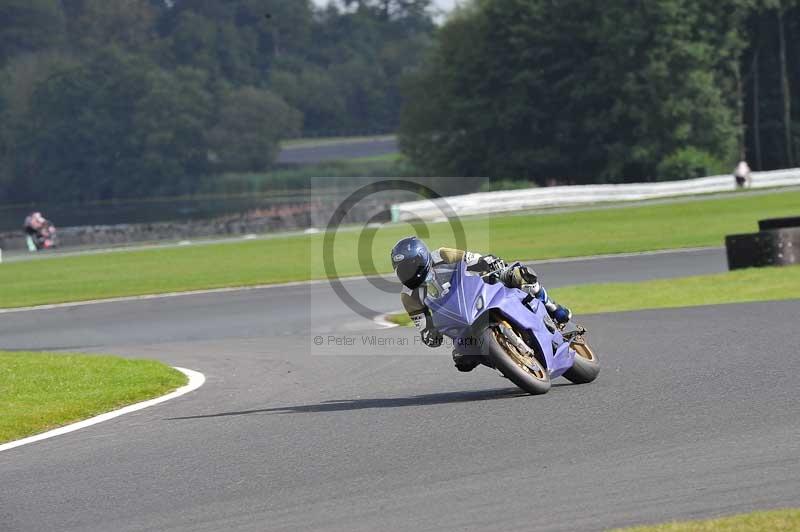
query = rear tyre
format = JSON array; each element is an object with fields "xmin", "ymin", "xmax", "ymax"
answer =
[
  {"xmin": 562, "ymin": 338, "xmax": 600, "ymax": 384},
  {"xmin": 480, "ymin": 322, "xmax": 551, "ymax": 395}
]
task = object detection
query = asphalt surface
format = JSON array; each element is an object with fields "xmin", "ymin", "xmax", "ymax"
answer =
[
  {"xmin": 277, "ymin": 137, "xmax": 398, "ymax": 165},
  {"xmin": 1, "ymin": 248, "xmax": 798, "ymax": 532}
]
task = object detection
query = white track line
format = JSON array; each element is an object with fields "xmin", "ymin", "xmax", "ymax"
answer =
[
  {"xmin": 0, "ymin": 246, "xmax": 722, "ymax": 315},
  {"xmin": 0, "ymin": 367, "xmax": 205, "ymax": 453}
]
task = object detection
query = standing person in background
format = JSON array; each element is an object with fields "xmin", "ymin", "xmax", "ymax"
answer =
[{"xmin": 734, "ymin": 160, "xmax": 752, "ymax": 188}]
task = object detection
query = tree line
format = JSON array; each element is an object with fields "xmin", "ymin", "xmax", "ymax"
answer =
[
  {"xmin": 3, "ymin": 0, "xmax": 800, "ymax": 205},
  {"xmin": 0, "ymin": 0, "xmax": 434, "ymax": 202},
  {"xmin": 400, "ymin": 0, "xmax": 800, "ymax": 184}
]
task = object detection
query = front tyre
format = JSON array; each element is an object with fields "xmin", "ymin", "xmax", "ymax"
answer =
[
  {"xmin": 480, "ymin": 322, "xmax": 551, "ymax": 395},
  {"xmin": 562, "ymin": 337, "xmax": 600, "ymax": 384}
]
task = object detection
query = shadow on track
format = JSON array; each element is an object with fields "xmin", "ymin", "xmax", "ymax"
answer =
[{"xmin": 169, "ymin": 387, "xmax": 532, "ymax": 420}]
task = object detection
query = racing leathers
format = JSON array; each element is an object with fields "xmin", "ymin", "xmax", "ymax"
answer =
[{"xmin": 400, "ymin": 247, "xmax": 572, "ymax": 371}]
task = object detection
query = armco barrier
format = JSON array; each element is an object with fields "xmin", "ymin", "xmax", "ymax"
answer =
[{"xmin": 391, "ymin": 168, "xmax": 800, "ymax": 222}]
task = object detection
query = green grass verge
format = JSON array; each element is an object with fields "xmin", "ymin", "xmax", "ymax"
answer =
[
  {"xmin": 386, "ymin": 312, "xmax": 413, "ymax": 326},
  {"xmin": 346, "ymin": 152, "xmax": 402, "ymax": 163},
  {"xmin": 280, "ymin": 134, "xmax": 395, "ymax": 149},
  {"xmin": 1, "ymin": 190, "xmax": 798, "ymax": 308},
  {"xmin": 0, "ymin": 351, "xmax": 187, "ymax": 444},
  {"xmin": 201, "ymin": 159, "xmax": 417, "ymax": 195},
  {"xmin": 551, "ymin": 264, "xmax": 800, "ymax": 314},
  {"xmin": 386, "ymin": 265, "xmax": 800, "ymax": 322},
  {"xmin": 613, "ymin": 508, "xmax": 800, "ymax": 531}
]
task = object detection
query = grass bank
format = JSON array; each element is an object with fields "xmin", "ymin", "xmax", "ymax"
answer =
[
  {"xmin": 0, "ymin": 190, "xmax": 798, "ymax": 308},
  {"xmin": 386, "ymin": 265, "xmax": 800, "ymax": 322},
  {"xmin": 614, "ymin": 508, "xmax": 800, "ymax": 531},
  {"xmin": 280, "ymin": 134, "xmax": 395, "ymax": 149},
  {"xmin": 0, "ymin": 352, "xmax": 187, "ymax": 444},
  {"xmin": 347, "ymin": 152, "xmax": 402, "ymax": 163},
  {"xmin": 551, "ymin": 264, "xmax": 800, "ymax": 314},
  {"xmin": 201, "ymin": 157, "xmax": 415, "ymax": 195},
  {"xmin": 386, "ymin": 313, "xmax": 414, "ymax": 326}
]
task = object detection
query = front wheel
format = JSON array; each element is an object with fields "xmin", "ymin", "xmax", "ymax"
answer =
[
  {"xmin": 562, "ymin": 336, "xmax": 600, "ymax": 384},
  {"xmin": 480, "ymin": 321, "xmax": 551, "ymax": 395}
]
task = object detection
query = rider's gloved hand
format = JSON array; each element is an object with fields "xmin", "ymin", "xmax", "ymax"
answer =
[
  {"xmin": 552, "ymin": 305, "xmax": 572, "ymax": 325},
  {"xmin": 412, "ymin": 311, "xmax": 444, "ymax": 348},
  {"xmin": 499, "ymin": 263, "xmax": 538, "ymax": 288},
  {"xmin": 478, "ymin": 254, "xmax": 507, "ymax": 273}
]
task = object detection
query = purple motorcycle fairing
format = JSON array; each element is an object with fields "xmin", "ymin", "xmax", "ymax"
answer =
[{"xmin": 425, "ymin": 260, "xmax": 576, "ymax": 379}]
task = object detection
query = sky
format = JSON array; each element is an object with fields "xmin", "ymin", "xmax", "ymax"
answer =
[
  {"xmin": 427, "ymin": 0, "xmax": 459, "ymax": 11},
  {"xmin": 310, "ymin": 0, "xmax": 461, "ymax": 14}
]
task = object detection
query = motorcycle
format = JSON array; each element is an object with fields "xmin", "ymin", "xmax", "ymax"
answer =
[
  {"xmin": 425, "ymin": 260, "xmax": 599, "ymax": 395},
  {"xmin": 26, "ymin": 222, "xmax": 57, "ymax": 251}
]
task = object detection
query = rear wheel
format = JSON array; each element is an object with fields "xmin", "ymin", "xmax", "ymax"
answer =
[
  {"xmin": 480, "ymin": 321, "xmax": 551, "ymax": 395},
  {"xmin": 562, "ymin": 336, "xmax": 600, "ymax": 384}
]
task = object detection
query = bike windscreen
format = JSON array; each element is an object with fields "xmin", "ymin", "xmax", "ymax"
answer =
[{"xmin": 424, "ymin": 263, "xmax": 458, "ymax": 300}]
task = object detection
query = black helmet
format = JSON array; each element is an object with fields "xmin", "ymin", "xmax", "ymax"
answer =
[{"xmin": 391, "ymin": 236, "xmax": 431, "ymax": 290}]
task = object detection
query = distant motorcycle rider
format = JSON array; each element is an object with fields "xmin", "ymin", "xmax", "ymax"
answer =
[
  {"xmin": 391, "ymin": 236, "xmax": 572, "ymax": 372},
  {"xmin": 23, "ymin": 211, "xmax": 56, "ymax": 251}
]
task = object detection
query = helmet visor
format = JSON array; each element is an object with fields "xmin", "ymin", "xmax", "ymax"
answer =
[{"xmin": 394, "ymin": 254, "xmax": 429, "ymax": 289}]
